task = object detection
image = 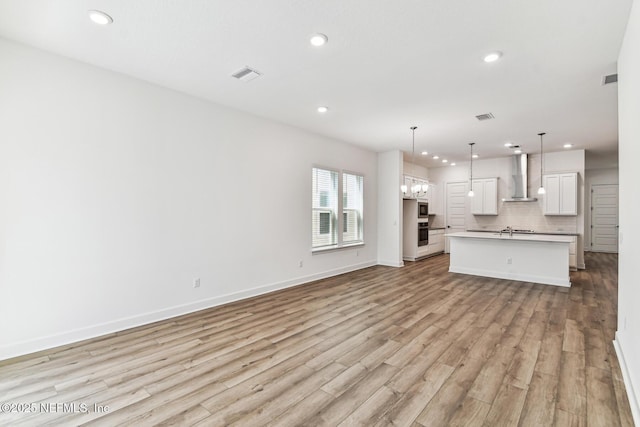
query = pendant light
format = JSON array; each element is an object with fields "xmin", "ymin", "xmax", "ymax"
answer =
[
  {"xmin": 467, "ymin": 142, "xmax": 475, "ymax": 197},
  {"xmin": 537, "ymin": 132, "xmax": 546, "ymax": 195},
  {"xmin": 401, "ymin": 126, "xmax": 429, "ymax": 198}
]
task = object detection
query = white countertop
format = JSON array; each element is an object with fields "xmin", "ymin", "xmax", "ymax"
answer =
[
  {"xmin": 466, "ymin": 229, "xmax": 579, "ymax": 236},
  {"xmin": 446, "ymin": 231, "xmax": 574, "ymax": 243}
]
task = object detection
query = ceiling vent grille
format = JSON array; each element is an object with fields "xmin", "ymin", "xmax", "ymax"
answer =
[
  {"xmin": 475, "ymin": 113, "xmax": 495, "ymax": 121},
  {"xmin": 231, "ymin": 67, "xmax": 261, "ymax": 82},
  {"xmin": 602, "ymin": 74, "xmax": 618, "ymax": 85}
]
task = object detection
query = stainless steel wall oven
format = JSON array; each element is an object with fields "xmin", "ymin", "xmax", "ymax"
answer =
[{"xmin": 418, "ymin": 222, "xmax": 429, "ymax": 246}]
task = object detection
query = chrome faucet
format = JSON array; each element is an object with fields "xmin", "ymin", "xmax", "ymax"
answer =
[{"xmin": 500, "ymin": 226, "xmax": 513, "ymax": 237}]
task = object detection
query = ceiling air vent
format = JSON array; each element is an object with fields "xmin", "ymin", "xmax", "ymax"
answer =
[
  {"xmin": 602, "ymin": 74, "xmax": 618, "ymax": 85},
  {"xmin": 231, "ymin": 66, "xmax": 261, "ymax": 82},
  {"xmin": 475, "ymin": 113, "xmax": 495, "ymax": 121}
]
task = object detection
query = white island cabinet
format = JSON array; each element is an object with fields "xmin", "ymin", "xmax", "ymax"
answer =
[{"xmin": 447, "ymin": 232, "xmax": 573, "ymax": 287}]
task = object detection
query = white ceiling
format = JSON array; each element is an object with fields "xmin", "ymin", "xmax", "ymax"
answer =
[{"xmin": 0, "ymin": 0, "xmax": 632, "ymax": 167}]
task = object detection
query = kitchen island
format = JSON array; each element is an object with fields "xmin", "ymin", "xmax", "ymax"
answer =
[{"xmin": 447, "ymin": 231, "xmax": 574, "ymax": 287}]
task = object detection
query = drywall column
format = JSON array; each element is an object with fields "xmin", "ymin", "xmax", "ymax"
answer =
[
  {"xmin": 616, "ymin": 0, "xmax": 640, "ymax": 423},
  {"xmin": 377, "ymin": 150, "xmax": 403, "ymax": 267}
]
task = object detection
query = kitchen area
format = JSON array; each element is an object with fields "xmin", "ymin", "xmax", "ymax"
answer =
[{"xmin": 401, "ymin": 148, "xmax": 589, "ymax": 287}]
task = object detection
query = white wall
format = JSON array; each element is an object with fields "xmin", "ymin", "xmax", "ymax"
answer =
[
  {"xmin": 0, "ymin": 39, "xmax": 379, "ymax": 360},
  {"xmin": 586, "ymin": 150, "xmax": 618, "ymax": 169},
  {"xmin": 616, "ymin": 0, "xmax": 640, "ymax": 422},
  {"xmin": 403, "ymin": 161, "xmax": 429, "ymax": 179}
]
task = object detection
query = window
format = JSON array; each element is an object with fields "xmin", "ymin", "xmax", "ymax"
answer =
[
  {"xmin": 320, "ymin": 212, "xmax": 331, "ymax": 234},
  {"xmin": 312, "ymin": 168, "xmax": 338, "ymax": 248},
  {"xmin": 342, "ymin": 172, "xmax": 363, "ymax": 244},
  {"xmin": 312, "ymin": 167, "xmax": 364, "ymax": 250}
]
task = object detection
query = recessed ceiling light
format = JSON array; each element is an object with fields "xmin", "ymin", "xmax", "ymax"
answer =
[
  {"xmin": 421, "ymin": 151, "xmax": 428, "ymax": 156},
  {"xmin": 310, "ymin": 33, "xmax": 328, "ymax": 47},
  {"xmin": 472, "ymin": 154, "xmax": 479, "ymax": 159},
  {"xmin": 442, "ymin": 159, "xmax": 448, "ymax": 163},
  {"xmin": 433, "ymin": 155, "xmax": 440, "ymax": 160},
  {"xmin": 514, "ymin": 149, "xmax": 522, "ymax": 154},
  {"xmin": 451, "ymin": 163, "xmax": 456, "ymax": 166},
  {"xmin": 563, "ymin": 143, "xmax": 573, "ymax": 149},
  {"xmin": 484, "ymin": 51, "xmax": 502, "ymax": 63},
  {"xmin": 88, "ymin": 10, "xmax": 113, "ymax": 25},
  {"xmin": 317, "ymin": 106, "xmax": 329, "ymax": 113},
  {"xmin": 504, "ymin": 142, "xmax": 513, "ymax": 147}
]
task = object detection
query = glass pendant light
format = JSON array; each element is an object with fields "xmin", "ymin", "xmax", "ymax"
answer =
[
  {"xmin": 401, "ymin": 126, "xmax": 429, "ymax": 198},
  {"xmin": 467, "ymin": 142, "xmax": 475, "ymax": 197},
  {"xmin": 538, "ymin": 132, "xmax": 546, "ymax": 195}
]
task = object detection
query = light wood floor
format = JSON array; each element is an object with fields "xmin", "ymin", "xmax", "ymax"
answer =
[{"xmin": 0, "ymin": 252, "xmax": 633, "ymax": 426}]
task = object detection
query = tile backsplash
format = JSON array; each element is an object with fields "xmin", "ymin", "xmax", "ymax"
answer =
[
  {"xmin": 467, "ymin": 201, "xmax": 578, "ymax": 233},
  {"xmin": 429, "ymin": 200, "xmax": 578, "ymax": 233}
]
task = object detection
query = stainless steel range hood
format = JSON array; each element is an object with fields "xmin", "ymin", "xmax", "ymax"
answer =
[{"xmin": 502, "ymin": 154, "xmax": 538, "ymax": 202}]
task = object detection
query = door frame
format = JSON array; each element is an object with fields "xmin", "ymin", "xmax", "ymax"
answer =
[{"xmin": 444, "ymin": 180, "xmax": 469, "ymax": 253}]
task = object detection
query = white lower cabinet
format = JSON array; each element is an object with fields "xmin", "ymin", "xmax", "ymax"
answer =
[
  {"xmin": 569, "ymin": 236, "xmax": 577, "ymax": 270},
  {"xmin": 428, "ymin": 229, "xmax": 445, "ymax": 255}
]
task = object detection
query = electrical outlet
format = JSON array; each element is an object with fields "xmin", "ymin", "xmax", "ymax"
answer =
[
  {"xmin": 298, "ymin": 260, "xmax": 303, "ymax": 268},
  {"xmin": 193, "ymin": 278, "xmax": 201, "ymax": 288},
  {"xmin": 507, "ymin": 257, "xmax": 512, "ymax": 264}
]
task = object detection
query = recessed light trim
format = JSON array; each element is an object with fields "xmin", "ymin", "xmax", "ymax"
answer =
[
  {"xmin": 451, "ymin": 163, "xmax": 456, "ymax": 166},
  {"xmin": 563, "ymin": 143, "xmax": 573, "ymax": 149},
  {"xmin": 433, "ymin": 155, "xmax": 440, "ymax": 160},
  {"xmin": 514, "ymin": 149, "xmax": 522, "ymax": 154},
  {"xmin": 504, "ymin": 142, "xmax": 513, "ymax": 147},
  {"xmin": 483, "ymin": 51, "xmax": 502, "ymax": 63},
  {"xmin": 442, "ymin": 159, "xmax": 448, "ymax": 163},
  {"xmin": 421, "ymin": 151, "xmax": 428, "ymax": 156},
  {"xmin": 317, "ymin": 106, "xmax": 329, "ymax": 113},
  {"xmin": 310, "ymin": 33, "xmax": 328, "ymax": 47},
  {"xmin": 88, "ymin": 10, "xmax": 113, "ymax": 25},
  {"xmin": 472, "ymin": 154, "xmax": 479, "ymax": 159}
]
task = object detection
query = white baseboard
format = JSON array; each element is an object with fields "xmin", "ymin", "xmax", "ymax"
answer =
[
  {"xmin": 0, "ymin": 260, "xmax": 376, "ymax": 361},
  {"xmin": 614, "ymin": 333, "xmax": 640, "ymax": 426},
  {"xmin": 377, "ymin": 259, "xmax": 404, "ymax": 267}
]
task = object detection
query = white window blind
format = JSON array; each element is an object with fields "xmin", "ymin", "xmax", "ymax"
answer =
[
  {"xmin": 312, "ymin": 168, "xmax": 338, "ymax": 248},
  {"xmin": 343, "ymin": 172, "xmax": 363, "ymax": 244},
  {"xmin": 312, "ymin": 167, "xmax": 364, "ymax": 250}
]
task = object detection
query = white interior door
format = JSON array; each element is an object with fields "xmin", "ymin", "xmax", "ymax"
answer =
[
  {"xmin": 591, "ymin": 184, "xmax": 619, "ymax": 253},
  {"xmin": 445, "ymin": 181, "xmax": 467, "ymax": 253}
]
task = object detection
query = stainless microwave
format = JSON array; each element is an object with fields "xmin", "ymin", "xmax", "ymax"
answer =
[{"xmin": 418, "ymin": 202, "xmax": 429, "ymax": 218}]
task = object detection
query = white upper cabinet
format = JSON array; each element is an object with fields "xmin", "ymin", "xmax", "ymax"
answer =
[
  {"xmin": 426, "ymin": 184, "xmax": 441, "ymax": 215},
  {"xmin": 543, "ymin": 173, "xmax": 577, "ymax": 215},
  {"xmin": 471, "ymin": 178, "xmax": 498, "ymax": 215}
]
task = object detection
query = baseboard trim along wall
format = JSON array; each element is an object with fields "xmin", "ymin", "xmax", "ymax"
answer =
[
  {"xmin": 614, "ymin": 334, "xmax": 640, "ymax": 426},
  {"xmin": 0, "ymin": 260, "xmax": 377, "ymax": 361},
  {"xmin": 377, "ymin": 260, "xmax": 404, "ymax": 267}
]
